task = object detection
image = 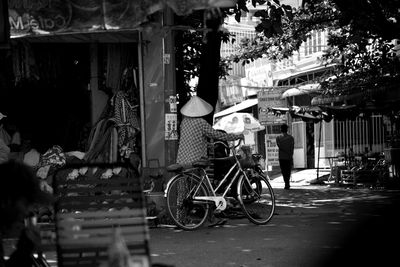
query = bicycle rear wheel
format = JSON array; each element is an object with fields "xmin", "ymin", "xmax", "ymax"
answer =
[
  {"xmin": 237, "ymin": 171, "xmax": 275, "ymax": 225},
  {"xmin": 165, "ymin": 173, "xmax": 210, "ymax": 230}
]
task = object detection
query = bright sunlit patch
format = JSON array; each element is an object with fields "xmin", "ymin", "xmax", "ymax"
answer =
[
  {"xmin": 276, "ymin": 203, "xmax": 319, "ymax": 209},
  {"xmin": 282, "ymin": 224, "xmax": 295, "ymax": 227},
  {"xmin": 224, "ymin": 224, "xmax": 238, "ymax": 228},
  {"xmin": 313, "ymin": 195, "xmax": 388, "ymax": 203}
]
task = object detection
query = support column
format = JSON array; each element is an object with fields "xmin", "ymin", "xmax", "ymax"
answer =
[{"xmin": 163, "ymin": 8, "xmax": 178, "ymax": 174}]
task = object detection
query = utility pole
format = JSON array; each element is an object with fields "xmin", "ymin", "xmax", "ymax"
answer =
[{"xmin": 163, "ymin": 7, "xmax": 178, "ymax": 173}]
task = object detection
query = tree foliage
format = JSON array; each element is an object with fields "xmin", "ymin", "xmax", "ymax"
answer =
[
  {"xmin": 227, "ymin": 0, "xmax": 400, "ymax": 99},
  {"xmin": 174, "ymin": 10, "xmax": 233, "ymax": 113},
  {"xmin": 174, "ymin": 0, "xmax": 400, "ymax": 118}
]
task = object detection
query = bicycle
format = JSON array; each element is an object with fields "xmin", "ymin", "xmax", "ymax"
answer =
[{"xmin": 164, "ymin": 139, "xmax": 275, "ymax": 230}]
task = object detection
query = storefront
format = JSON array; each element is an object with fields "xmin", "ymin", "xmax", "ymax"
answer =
[{"xmin": 0, "ymin": 1, "xmax": 178, "ymax": 189}]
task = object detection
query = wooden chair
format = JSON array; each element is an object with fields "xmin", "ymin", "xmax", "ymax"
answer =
[{"xmin": 52, "ymin": 162, "xmax": 151, "ymax": 267}]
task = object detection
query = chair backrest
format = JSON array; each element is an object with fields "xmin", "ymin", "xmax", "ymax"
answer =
[{"xmin": 53, "ymin": 162, "xmax": 150, "ymax": 267}]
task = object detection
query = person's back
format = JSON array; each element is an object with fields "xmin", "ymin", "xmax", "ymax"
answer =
[
  {"xmin": 176, "ymin": 96, "xmax": 243, "ymax": 165},
  {"xmin": 276, "ymin": 133, "xmax": 294, "ymax": 160},
  {"xmin": 276, "ymin": 124, "xmax": 294, "ymax": 189}
]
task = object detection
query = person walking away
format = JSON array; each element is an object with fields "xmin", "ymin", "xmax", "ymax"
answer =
[
  {"xmin": 276, "ymin": 124, "xmax": 294, "ymax": 189},
  {"xmin": 176, "ymin": 96, "xmax": 243, "ymax": 224}
]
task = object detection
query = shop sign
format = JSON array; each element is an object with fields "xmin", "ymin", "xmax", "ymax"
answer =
[
  {"xmin": 245, "ymin": 58, "xmax": 273, "ymax": 87},
  {"xmin": 165, "ymin": 113, "xmax": 178, "ymax": 140},
  {"xmin": 165, "ymin": 0, "xmax": 236, "ymax": 16},
  {"xmin": 169, "ymin": 95, "xmax": 177, "ymax": 112},
  {"xmin": 8, "ymin": 0, "xmax": 164, "ymax": 38},
  {"xmin": 219, "ymin": 81, "xmax": 243, "ymax": 107},
  {"xmin": 266, "ymin": 133, "xmax": 279, "ymax": 167},
  {"xmin": 257, "ymin": 88, "xmax": 287, "ymax": 125}
]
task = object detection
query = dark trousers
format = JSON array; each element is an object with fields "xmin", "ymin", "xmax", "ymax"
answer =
[{"xmin": 279, "ymin": 159, "xmax": 292, "ymax": 186}]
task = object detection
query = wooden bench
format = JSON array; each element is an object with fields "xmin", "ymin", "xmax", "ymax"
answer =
[{"xmin": 53, "ymin": 162, "xmax": 151, "ymax": 267}]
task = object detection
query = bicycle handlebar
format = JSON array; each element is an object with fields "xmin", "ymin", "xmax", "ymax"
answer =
[{"xmin": 212, "ymin": 138, "xmax": 243, "ymax": 153}]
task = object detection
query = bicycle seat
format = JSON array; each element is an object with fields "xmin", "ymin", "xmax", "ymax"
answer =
[
  {"xmin": 166, "ymin": 163, "xmax": 183, "ymax": 172},
  {"xmin": 192, "ymin": 159, "xmax": 211, "ymax": 168},
  {"xmin": 166, "ymin": 163, "xmax": 192, "ymax": 172}
]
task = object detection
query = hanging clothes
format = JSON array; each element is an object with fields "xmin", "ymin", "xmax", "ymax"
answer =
[
  {"xmin": 112, "ymin": 90, "xmax": 140, "ymax": 159},
  {"xmin": 84, "ymin": 118, "xmax": 118, "ymax": 163}
]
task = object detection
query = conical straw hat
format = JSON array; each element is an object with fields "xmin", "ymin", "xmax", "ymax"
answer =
[{"xmin": 180, "ymin": 96, "xmax": 213, "ymax": 117}]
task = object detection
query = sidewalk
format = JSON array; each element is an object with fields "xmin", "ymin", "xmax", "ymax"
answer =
[
  {"xmin": 265, "ymin": 168, "xmax": 400, "ymax": 216},
  {"xmin": 268, "ymin": 168, "xmax": 327, "ymax": 187},
  {"xmin": 3, "ymin": 169, "xmax": 399, "ymax": 267},
  {"xmin": 145, "ymin": 168, "xmax": 400, "ymax": 221}
]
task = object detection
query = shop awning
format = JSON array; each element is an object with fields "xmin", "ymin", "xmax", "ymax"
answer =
[
  {"xmin": 266, "ymin": 105, "xmax": 332, "ymax": 123},
  {"xmin": 311, "ymin": 92, "xmax": 364, "ymax": 106},
  {"xmin": 8, "ymin": 1, "xmax": 164, "ymax": 39},
  {"xmin": 8, "ymin": 0, "xmax": 237, "ymax": 39},
  {"xmin": 214, "ymin": 98, "xmax": 258, "ymax": 118},
  {"xmin": 11, "ymin": 30, "xmax": 140, "ymax": 43},
  {"xmin": 166, "ymin": 0, "xmax": 236, "ymax": 16},
  {"xmin": 281, "ymin": 83, "xmax": 321, "ymax": 98}
]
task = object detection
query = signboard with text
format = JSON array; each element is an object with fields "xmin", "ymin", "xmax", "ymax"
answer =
[
  {"xmin": 165, "ymin": 113, "xmax": 178, "ymax": 140},
  {"xmin": 8, "ymin": 0, "xmax": 164, "ymax": 38},
  {"xmin": 257, "ymin": 88, "xmax": 287, "ymax": 125},
  {"xmin": 266, "ymin": 133, "xmax": 280, "ymax": 167}
]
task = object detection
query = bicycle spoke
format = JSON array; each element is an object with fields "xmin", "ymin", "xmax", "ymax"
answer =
[
  {"xmin": 166, "ymin": 174, "xmax": 210, "ymax": 230},
  {"xmin": 238, "ymin": 172, "xmax": 275, "ymax": 225}
]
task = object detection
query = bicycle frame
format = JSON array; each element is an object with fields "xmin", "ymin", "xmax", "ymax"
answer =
[
  {"xmin": 189, "ymin": 140, "xmax": 255, "ymax": 211},
  {"xmin": 164, "ymin": 139, "xmax": 275, "ymax": 229}
]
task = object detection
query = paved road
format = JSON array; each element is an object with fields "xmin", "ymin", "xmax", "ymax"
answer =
[
  {"xmin": 150, "ymin": 185, "xmax": 400, "ymax": 267},
  {"xmin": 4, "ymin": 170, "xmax": 400, "ymax": 267}
]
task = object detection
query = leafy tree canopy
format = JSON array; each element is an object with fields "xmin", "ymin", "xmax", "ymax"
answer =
[
  {"xmin": 228, "ymin": 0, "xmax": 400, "ymax": 99},
  {"xmin": 173, "ymin": 0, "xmax": 400, "ymax": 121}
]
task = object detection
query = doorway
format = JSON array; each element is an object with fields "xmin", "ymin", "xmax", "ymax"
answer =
[{"xmin": 7, "ymin": 43, "xmax": 91, "ymax": 153}]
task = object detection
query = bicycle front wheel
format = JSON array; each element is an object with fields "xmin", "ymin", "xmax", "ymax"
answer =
[
  {"xmin": 165, "ymin": 173, "xmax": 210, "ymax": 230},
  {"xmin": 237, "ymin": 171, "xmax": 275, "ymax": 225}
]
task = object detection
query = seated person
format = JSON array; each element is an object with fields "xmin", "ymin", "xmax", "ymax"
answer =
[{"xmin": 0, "ymin": 160, "xmax": 53, "ymax": 267}]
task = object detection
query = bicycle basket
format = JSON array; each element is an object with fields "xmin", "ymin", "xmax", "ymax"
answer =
[{"xmin": 238, "ymin": 145, "xmax": 255, "ymax": 168}]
